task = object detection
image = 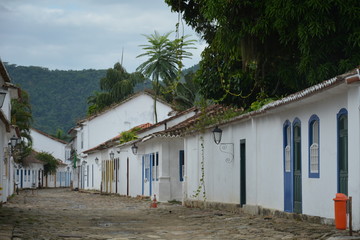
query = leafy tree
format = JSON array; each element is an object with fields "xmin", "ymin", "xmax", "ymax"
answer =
[
  {"xmin": 173, "ymin": 70, "xmax": 201, "ymax": 110},
  {"xmin": 11, "ymin": 89, "xmax": 33, "ymax": 163},
  {"xmin": 36, "ymin": 152, "xmax": 59, "ymax": 175},
  {"xmin": 165, "ymin": 0, "xmax": 360, "ymax": 107},
  {"xmin": 137, "ymin": 31, "xmax": 196, "ymax": 122},
  {"xmin": 6, "ymin": 63, "xmax": 106, "ymax": 134},
  {"xmin": 87, "ymin": 62, "xmax": 145, "ymax": 115}
]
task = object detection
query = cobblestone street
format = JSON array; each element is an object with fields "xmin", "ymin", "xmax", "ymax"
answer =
[{"xmin": 0, "ymin": 188, "xmax": 359, "ymax": 240}]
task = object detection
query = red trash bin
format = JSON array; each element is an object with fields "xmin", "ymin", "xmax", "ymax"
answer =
[{"xmin": 333, "ymin": 193, "xmax": 348, "ymax": 230}]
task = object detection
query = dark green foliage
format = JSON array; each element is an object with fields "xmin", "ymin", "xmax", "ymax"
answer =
[
  {"xmin": 11, "ymin": 89, "xmax": 33, "ymax": 163},
  {"xmin": 87, "ymin": 63, "xmax": 145, "ymax": 115},
  {"xmin": 5, "ymin": 63, "xmax": 106, "ymax": 134},
  {"xmin": 36, "ymin": 152, "xmax": 59, "ymax": 175},
  {"xmin": 173, "ymin": 70, "xmax": 201, "ymax": 110},
  {"xmin": 165, "ymin": 0, "xmax": 360, "ymax": 108}
]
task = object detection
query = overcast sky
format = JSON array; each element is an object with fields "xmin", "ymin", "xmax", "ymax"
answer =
[{"xmin": 0, "ymin": 0, "xmax": 206, "ymax": 72}]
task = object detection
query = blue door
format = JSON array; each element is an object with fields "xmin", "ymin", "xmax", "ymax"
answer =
[{"xmin": 283, "ymin": 121, "xmax": 292, "ymax": 212}]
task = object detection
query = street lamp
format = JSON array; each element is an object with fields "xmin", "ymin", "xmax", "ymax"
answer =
[
  {"xmin": 131, "ymin": 144, "xmax": 138, "ymax": 155},
  {"xmin": 109, "ymin": 151, "xmax": 114, "ymax": 160},
  {"xmin": 10, "ymin": 135, "xmax": 18, "ymax": 148},
  {"xmin": 212, "ymin": 126, "xmax": 222, "ymax": 145}
]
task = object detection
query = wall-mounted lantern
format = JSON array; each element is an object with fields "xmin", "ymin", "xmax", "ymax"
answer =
[
  {"xmin": 131, "ymin": 144, "xmax": 138, "ymax": 155},
  {"xmin": 212, "ymin": 126, "xmax": 223, "ymax": 145},
  {"xmin": 95, "ymin": 157, "xmax": 99, "ymax": 164},
  {"xmin": 109, "ymin": 151, "xmax": 114, "ymax": 160}
]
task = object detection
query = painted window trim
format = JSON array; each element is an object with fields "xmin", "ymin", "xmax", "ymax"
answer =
[{"xmin": 308, "ymin": 114, "xmax": 320, "ymax": 178}]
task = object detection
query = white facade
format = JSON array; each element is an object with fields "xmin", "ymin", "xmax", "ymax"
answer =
[
  {"xmin": 73, "ymin": 92, "xmax": 174, "ymax": 191},
  {"xmin": 82, "ymin": 107, "xmax": 198, "ymax": 201},
  {"xmin": 183, "ymin": 69, "xmax": 360, "ymax": 230},
  {"xmin": 77, "ymin": 92, "xmax": 173, "ymax": 153},
  {"xmin": 31, "ymin": 128, "xmax": 72, "ymax": 188},
  {"xmin": 31, "ymin": 128, "xmax": 68, "ymax": 161},
  {"xmin": 0, "ymin": 60, "xmax": 19, "ymax": 203}
]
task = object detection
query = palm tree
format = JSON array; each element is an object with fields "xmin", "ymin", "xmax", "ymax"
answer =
[{"xmin": 137, "ymin": 31, "xmax": 196, "ymax": 122}]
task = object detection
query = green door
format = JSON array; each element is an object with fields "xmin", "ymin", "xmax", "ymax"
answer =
[
  {"xmin": 338, "ymin": 110, "xmax": 348, "ymax": 195},
  {"xmin": 293, "ymin": 122, "xmax": 302, "ymax": 213},
  {"xmin": 240, "ymin": 139, "xmax": 246, "ymax": 207}
]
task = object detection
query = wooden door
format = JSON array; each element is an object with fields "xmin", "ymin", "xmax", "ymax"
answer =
[{"xmin": 293, "ymin": 122, "xmax": 302, "ymax": 213}]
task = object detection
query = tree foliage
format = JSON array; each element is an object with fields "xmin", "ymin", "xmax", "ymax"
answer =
[
  {"xmin": 36, "ymin": 152, "xmax": 59, "ymax": 175},
  {"xmin": 119, "ymin": 127, "xmax": 141, "ymax": 144},
  {"xmin": 6, "ymin": 63, "xmax": 106, "ymax": 134},
  {"xmin": 11, "ymin": 89, "xmax": 33, "ymax": 163},
  {"xmin": 165, "ymin": 0, "xmax": 360, "ymax": 107},
  {"xmin": 137, "ymin": 31, "xmax": 196, "ymax": 121},
  {"xmin": 87, "ymin": 62, "xmax": 145, "ymax": 115}
]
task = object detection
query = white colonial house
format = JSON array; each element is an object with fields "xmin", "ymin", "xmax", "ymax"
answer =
[
  {"xmin": 30, "ymin": 128, "xmax": 71, "ymax": 188},
  {"xmin": 177, "ymin": 67, "xmax": 360, "ymax": 230},
  {"xmin": 0, "ymin": 60, "xmax": 21, "ymax": 203},
  {"xmin": 69, "ymin": 91, "xmax": 174, "ymax": 190},
  {"xmin": 16, "ymin": 150, "xmax": 44, "ymax": 189},
  {"xmin": 90, "ymin": 106, "xmax": 198, "ymax": 201}
]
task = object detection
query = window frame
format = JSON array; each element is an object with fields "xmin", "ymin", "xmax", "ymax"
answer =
[{"xmin": 308, "ymin": 114, "xmax": 320, "ymax": 178}]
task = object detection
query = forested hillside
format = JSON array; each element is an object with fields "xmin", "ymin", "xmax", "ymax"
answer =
[
  {"xmin": 5, "ymin": 63, "xmax": 196, "ymax": 136},
  {"xmin": 5, "ymin": 63, "xmax": 105, "ymax": 135}
]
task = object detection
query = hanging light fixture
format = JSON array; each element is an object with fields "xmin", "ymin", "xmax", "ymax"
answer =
[
  {"xmin": 212, "ymin": 126, "xmax": 223, "ymax": 145},
  {"xmin": 131, "ymin": 144, "xmax": 138, "ymax": 155},
  {"xmin": 109, "ymin": 151, "xmax": 114, "ymax": 160},
  {"xmin": 10, "ymin": 135, "xmax": 18, "ymax": 148}
]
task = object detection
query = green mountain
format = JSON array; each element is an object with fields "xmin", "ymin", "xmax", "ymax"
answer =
[
  {"xmin": 5, "ymin": 63, "xmax": 106, "ymax": 135},
  {"xmin": 5, "ymin": 63, "xmax": 197, "ymax": 136}
]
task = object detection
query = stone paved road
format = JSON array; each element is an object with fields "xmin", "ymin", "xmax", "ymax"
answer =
[{"xmin": 0, "ymin": 188, "xmax": 359, "ymax": 240}]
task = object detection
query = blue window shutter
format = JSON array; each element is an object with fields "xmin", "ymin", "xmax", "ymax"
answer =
[{"xmin": 179, "ymin": 150, "xmax": 184, "ymax": 181}]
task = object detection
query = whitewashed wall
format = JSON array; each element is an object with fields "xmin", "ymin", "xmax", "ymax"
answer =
[
  {"xmin": 184, "ymin": 82, "xmax": 360, "ymax": 229},
  {"xmin": 117, "ymin": 145, "xmax": 142, "ymax": 197},
  {"xmin": 80, "ymin": 93, "xmax": 173, "ymax": 151},
  {"xmin": 31, "ymin": 129, "xmax": 66, "ymax": 161}
]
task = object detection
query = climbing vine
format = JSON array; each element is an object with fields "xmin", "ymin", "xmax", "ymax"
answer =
[{"xmin": 192, "ymin": 136, "xmax": 206, "ymax": 202}]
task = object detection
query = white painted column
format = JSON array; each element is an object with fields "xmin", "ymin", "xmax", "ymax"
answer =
[{"xmin": 347, "ymin": 86, "xmax": 360, "ymax": 230}]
